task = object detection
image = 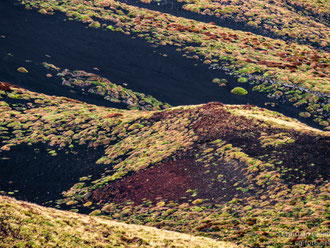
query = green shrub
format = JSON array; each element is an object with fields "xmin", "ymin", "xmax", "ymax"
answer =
[
  {"xmin": 299, "ymin": 112, "xmax": 311, "ymax": 118},
  {"xmin": 212, "ymin": 78, "xmax": 221, "ymax": 84},
  {"xmin": 231, "ymin": 87, "xmax": 248, "ymax": 95},
  {"xmin": 107, "ymin": 25, "xmax": 115, "ymax": 31},
  {"xmin": 238, "ymin": 77, "xmax": 248, "ymax": 83}
]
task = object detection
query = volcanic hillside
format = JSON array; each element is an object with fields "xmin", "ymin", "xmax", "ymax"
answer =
[
  {"xmin": 0, "ymin": 82, "xmax": 329, "ymax": 247},
  {"xmin": 0, "ymin": 0, "xmax": 329, "ymax": 247}
]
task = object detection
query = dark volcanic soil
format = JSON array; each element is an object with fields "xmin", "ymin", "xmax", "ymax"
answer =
[
  {"xmin": 0, "ymin": 0, "xmax": 258, "ymax": 107},
  {"xmin": 0, "ymin": 144, "xmax": 108, "ymax": 205},
  {"xmin": 0, "ymin": 0, "xmax": 322, "ymax": 129}
]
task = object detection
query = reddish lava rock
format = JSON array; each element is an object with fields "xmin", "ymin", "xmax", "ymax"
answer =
[
  {"xmin": 92, "ymin": 159, "xmax": 195, "ymax": 205},
  {"xmin": 92, "ymin": 152, "xmax": 248, "ymax": 206}
]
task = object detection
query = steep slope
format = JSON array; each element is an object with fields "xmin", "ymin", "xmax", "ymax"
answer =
[
  {"xmin": 0, "ymin": 196, "xmax": 235, "ymax": 247},
  {"xmin": 1, "ymin": 83, "xmax": 329, "ymax": 247}
]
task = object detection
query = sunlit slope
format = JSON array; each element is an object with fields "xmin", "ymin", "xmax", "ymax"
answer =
[{"xmin": 0, "ymin": 196, "xmax": 235, "ymax": 247}]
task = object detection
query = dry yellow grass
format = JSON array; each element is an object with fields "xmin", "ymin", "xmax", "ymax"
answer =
[
  {"xmin": 175, "ymin": 103, "xmax": 328, "ymax": 134},
  {"xmin": 0, "ymin": 196, "xmax": 237, "ymax": 248},
  {"xmin": 227, "ymin": 105, "xmax": 329, "ymax": 134}
]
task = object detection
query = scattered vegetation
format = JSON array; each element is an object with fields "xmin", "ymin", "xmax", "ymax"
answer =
[
  {"xmin": 1, "ymin": 84, "xmax": 328, "ymax": 247},
  {"xmin": 2, "ymin": 0, "xmax": 329, "ymax": 247},
  {"xmin": 212, "ymin": 78, "xmax": 227, "ymax": 87},
  {"xmin": 18, "ymin": 0, "xmax": 330, "ymax": 128},
  {"xmin": 0, "ymin": 196, "xmax": 234, "ymax": 247}
]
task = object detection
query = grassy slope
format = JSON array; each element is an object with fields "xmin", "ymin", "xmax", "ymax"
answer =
[
  {"xmin": 163, "ymin": 0, "xmax": 330, "ymax": 46},
  {"xmin": 1, "ymin": 83, "xmax": 329, "ymax": 247},
  {"xmin": 0, "ymin": 196, "xmax": 235, "ymax": 247}
]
